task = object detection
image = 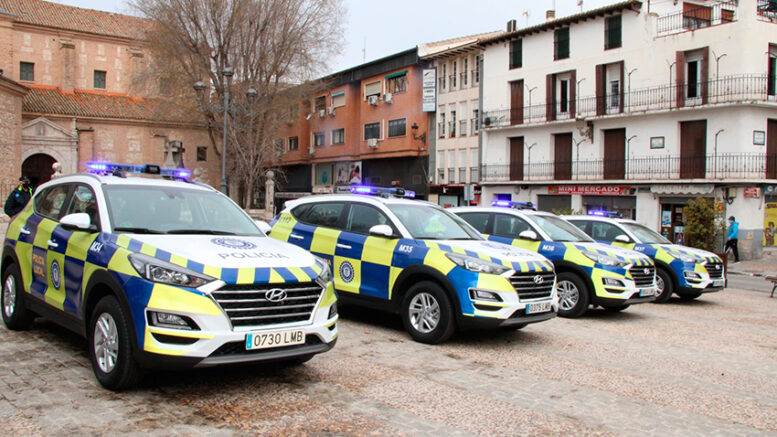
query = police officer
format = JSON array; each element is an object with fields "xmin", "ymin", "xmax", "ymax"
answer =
[{"xmin": 4, "ymin": 176, "xmax": 33, "ymax": 217}]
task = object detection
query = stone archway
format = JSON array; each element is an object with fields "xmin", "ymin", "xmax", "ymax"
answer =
[{"xmin": 22, "ymin": 153, "xmax": 57, "ymax": 188}]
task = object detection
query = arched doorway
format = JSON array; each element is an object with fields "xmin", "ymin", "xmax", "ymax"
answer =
[{"xmin": 22, "ymin": 153, "xmax": 57, "ymax": 188}]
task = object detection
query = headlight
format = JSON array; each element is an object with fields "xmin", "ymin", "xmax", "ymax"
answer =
[
  {"xmin": 446, "ymin": 253, "xmax": 512, "ymax": 275},
  {"xmin": 314, "ymin": 256, "xmax": 332, "ymax": 283},
  {"xmin": 669, "ymin": 252, "xmax": 702, "ymax": 263},
  {"xmin": 582, "ymin": 252, "xmax": 630, "ymax": 268},
  {"xmin": 129, "ymin": 253, "xmax": 215, "ymax": 288}
]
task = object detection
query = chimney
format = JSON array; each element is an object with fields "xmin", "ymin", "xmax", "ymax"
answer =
[
  {"xmin": 60, "ymin": 40, "xmax": 76, "ymax": 92},
  {"xmin": 546, "ymin": 10, "xmax": 556, "ymax": 21},
  {"xmin": 506, "ymin": 19, "xmax": 517, "ymax": 32}
]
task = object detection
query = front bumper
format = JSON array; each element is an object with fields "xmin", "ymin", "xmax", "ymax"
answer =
[
  {"xmin": 591, "ymin": 269, "xmax": 657, "ymax": 305},
  {"xmin": 459, "ymin": 281, "xmax": 559, "ymax": 330}
]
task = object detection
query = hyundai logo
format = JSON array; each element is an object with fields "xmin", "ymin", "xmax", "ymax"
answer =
[
  {"xmin": 715, "ymin": 265, "xmax": 721, "ymax": 270},
  {"xmin": 266, "ymin": 288, "xmax": 287, "ymax": 303},
  {"xmin": 643, "ymin": 268, "xmax": 650, "ymax": 275},
  {"xmin": 533, "ymin": 275, "xmax": 544, "ymax": 285}
]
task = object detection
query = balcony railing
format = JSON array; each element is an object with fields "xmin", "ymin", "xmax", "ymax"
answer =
[
  {"xmin": 482, "ymin": 75, "xmax": 774, "ymax": 129},
  {"xmin": 481, "ymin": 153, "xmax": 776, "ymax": 182},
  {"xmin": 656, "ymin": 0, "xmax": 738, "ymax": 35},
  {"xmin": 759, "ymin": 0, "xmax": 777, "ymax": 19},
  {"xmin": 470, "ymin": 166, "xmax": 479, "ymax": 183}
]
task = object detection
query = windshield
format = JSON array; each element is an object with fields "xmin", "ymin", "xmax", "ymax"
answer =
[
  {"xmin": 387, "ymin": 204, "xmax": 481, "ymax": 240},
  {"xmin": 103, "ymin": 185, "xmax": 262, "ymax": 236},
  {"xmin": 622, "ymin": 222, "xmax": 671, "ymax": 244},
  {"xmin": 531, "ymin": 214, "xmax": 593, "ymax": 242}
]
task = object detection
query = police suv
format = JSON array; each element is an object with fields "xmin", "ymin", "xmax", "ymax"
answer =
[
  {"xmin": 269, "ymin": 186, "xmax": 558, "ymax": 344},
  {"xmin": 565, "ymin": 214, "xmax": 725, "ymax": 302},
  {"xmin": 451, "ymin": 202, "xmax": 657, "ymax": 318},
  {"xmin": 1, "ymin": 163, "xmax": 337, "ymax": 390}
]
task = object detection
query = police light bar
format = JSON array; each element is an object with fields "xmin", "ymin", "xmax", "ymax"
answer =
[
  {"xmin": 86, "ymin": 162, "xmax": 191, "ymax": 180},
  {"xmin": 588, "ymin": 210, "xmax": 622, "ymax": 218},
  {"xmin": 491, "ymin": 200, "xmax": 535, "ymax": 210},
  {"xmin": 349, "ymin": 185, "xmax": 415, "ymax": 199}
]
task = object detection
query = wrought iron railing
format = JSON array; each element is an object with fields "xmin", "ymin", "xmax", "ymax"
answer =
[
  {"xmin": 481, "ymin": 153, "xmax": 776, "ymax": 182},
  {"xmin": 757, "ymin": 0, "xmax": 777, "ymax": 18},
  {"xmin": 482, "ymin": 75, "xmax": 773, "ymax": 129},
  {"xmin": 656, "ymin": 0, "xmax": 739, "ymax": 35}
]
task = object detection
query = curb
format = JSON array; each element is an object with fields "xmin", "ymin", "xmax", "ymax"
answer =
[{"xmin": 728, "ymin": 270, "xmax": 766, "ymax": 278}]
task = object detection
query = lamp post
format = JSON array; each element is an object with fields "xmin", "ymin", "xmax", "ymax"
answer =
[
  {"xmin": 667, "ymin": 60, "xmax": 676, "ymax": 110},
  {"xmin": 575, "ymin": 78, "xmax": 585, "ymax": 117},
  {"xmin": 627, "ymin": 68, "xmax": 637, "ymax": 108},
  {"xmin": 526, "ymin": 85, "xmax": 537, "ymax": 122},
  {"xmin": 574, "ymin": 136, "xmax": 587, "ymax": 180},
  {"xmin": 714, "ymin": 128, "xmax": 724, "ymax": 179},
  {"xmin": 525, "ymin": 142, "xmax": 536, "ymax": 180},
  {"xmin": 626, "ymin": 135, "xmax": 637, "ymax": 178}
]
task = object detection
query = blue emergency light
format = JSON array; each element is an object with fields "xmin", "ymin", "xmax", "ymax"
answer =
[
  {"xmin": 491, "ymin": 200, "xmax": 535, "ymax": 210},
  {"xmin": 86, "ymin": 162, "xmax": 191, "ymax": 180},
  {"xmin": 588, "ymin": 210, "xmax": 622, "ymax": 218},
  {"xmin": 350, "ymin": 185, "xmax": 415, "ymax": 199}
]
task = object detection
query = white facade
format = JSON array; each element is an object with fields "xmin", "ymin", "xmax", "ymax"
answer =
[{"xmin": 479, "ymin": 0, "xmax": 777, "ymax": 259}]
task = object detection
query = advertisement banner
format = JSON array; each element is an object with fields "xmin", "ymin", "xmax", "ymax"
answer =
[
  {"xmin": 422, "ymin": 68, "xmax": 437, "ymax": 112},
  {"xmin": 548, "ymin": 185, "xmax": 634, "ymax": 195},
  {"xmin": 764, "ymin": 203, "xmax": 777, "ymax": 246},
  {"xmin": 334, "ymin": 161, "xmax": 362, "ymax": 186}
]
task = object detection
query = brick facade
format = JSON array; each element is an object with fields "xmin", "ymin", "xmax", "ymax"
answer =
[{"xmin": 0, "ymin": 77, "xmax": 26, "ymax": 212}]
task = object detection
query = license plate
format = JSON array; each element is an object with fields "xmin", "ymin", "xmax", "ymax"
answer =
[
  {"xmin": 712, "ymin": 279, "xmax": 725, "ymax": 287},
  {"xmin": 246, "ymin": 330, "xmax": 305, "ymax": 350},
  {"xmin": 526, "ymin": 301, "xmax": 552, "ymax": 314},
  {"xmin": 640, "ymin": 288, "xmax": 656, "ymax": 297}
]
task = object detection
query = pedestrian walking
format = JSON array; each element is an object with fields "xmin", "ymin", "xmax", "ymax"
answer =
[
  {"xmin": 725, "ymin": 215, "xmax": 740, "ymax": 263},
  {"xmin": 3, "ymin": 176, "xmax": 33, "ymax": 217}
]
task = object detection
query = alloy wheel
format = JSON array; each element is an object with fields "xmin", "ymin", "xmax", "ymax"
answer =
[{"xmin": 408, "ymin": 292, "xmax": 440, "ymax": 333}]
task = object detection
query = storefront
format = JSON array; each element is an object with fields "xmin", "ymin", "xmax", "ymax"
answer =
[
  {"xmin": 429, "ymin": 184, "xmax": 481, "ymax": 208},
  {"xmin": 651, "ymin": 184, "xmax": 716, "ymax": 245},
  {"xmin": 546, "ymin": 185, "xmax": 636, "ymax": 216}
]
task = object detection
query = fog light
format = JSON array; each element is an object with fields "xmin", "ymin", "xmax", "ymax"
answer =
[
  {"xmin": 328, "ymin": 302, "xmax": 338, "ymax": 319},
  {"xmin": 603, "ymin": 278, "xmax": 625, "ymax": 287},
  {"xmin": 469, "ymin": 289, "xmax": 502, "ymax": 302},
  {"xmin": 683, "ymin": 271, "xmax": 702, "ymax": 280},
  {"xmin": 149, "ymin": 311, "xmax": 195, "ymax": 330}
]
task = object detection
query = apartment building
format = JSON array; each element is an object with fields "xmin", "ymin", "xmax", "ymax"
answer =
[
  {"xmin": 0, "ymin": 0, "xmax": 217, "ymax": 205},
  {"xmin": 479, "ymin": 0, "xmax": 777, "ymax": 259},
  {"xmin": 275, "ymin": 49, "xmax": 430, "ymax": 203}
]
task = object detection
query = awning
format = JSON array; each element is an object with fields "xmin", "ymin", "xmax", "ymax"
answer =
[
  {"xmin": 385, "ymin": 71, "xmax": 407, "ymax": 79},
  {"xmin": 330, "ymin": 90, "xmax": 345, "ymax": 97},
  {"xmin": 650, "ymin": 184, "xmax": 715, "ymax": 196}
]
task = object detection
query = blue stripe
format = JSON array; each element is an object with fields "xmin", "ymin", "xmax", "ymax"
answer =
[
  {"xmin": 436, "ymin": 243, "xmax": 453, "ymax": 253},
  {"xmin": 335, "ymin": 234, "xmax": 367, "ymax": 259},
  {"xmin": 155, "ymin": 249, "xmax": 172, "ymax": 263},
  {"xmin": 127, "ymin": 239, "xmax": 143, "ymax": 253},
  {"xmin": 254, "ymin": 267, "xmax": 271, "ymax": 283},
  {"xmin": 221, "ymin": 268, "xmax": 239, "ymax": 284},
  {"xmin": 186, "ymin": 260, "xmax": 205, "ymax": 274},
  {"xmin": 63, "ymin": 257, "xmax": 85, "ymax": 317},
  {"xmin": 301, "ymin": 266, "xmax": 318, "ymax": 280},
  {"xmin": 274, "ymin": 267, "xmax": 298, "ymax": 282},
  {"xmin": 464, "ymin": 250, "xmax": 479, "ymax": 258}
]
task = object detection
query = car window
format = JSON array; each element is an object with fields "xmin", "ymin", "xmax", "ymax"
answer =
[
  {"xmin": 299, "ymin": 202, "xmax": 345, "ymax": 229},
  {"xmin": 530, "ymin": 214, "xmax": 593, "ymax": 242},
  {"xmin": 290, "ymin": 204, "xmax": 311, "ymax": 221},
  {"xmin": 588, "ymin": 221, "xmax": 625, "ymax": 242},
  {"xmin": 65, "ymin": 185, "xmax": 100, "ymax": 229},
  {"xmin": 622, "ymin": 222, "xmax": 671, "ymax": 244},
  {"xmin": 345, "ymin": 203, "xmax": 392, "ymax": 235},
  {"xmin": 567, "ymin": 220, "xmax": 590, "ymax": 235},
  {"xmin": 457, "ymin": 212, "xmax": 491, "ymax": 233},
  {"xmin": 34, "ymin": 184, "xmax": 71, "ymax": 220},
  {"xmin": 387, "ymin": 204, "xmax": 480, "ymax": 240},
  {"xmin": 493, "ymin": 213, "xmax": 532, "ymax": 238}
]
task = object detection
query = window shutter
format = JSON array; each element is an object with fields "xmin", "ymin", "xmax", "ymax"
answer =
[
  {"xmin": 546, "ymin": 74, "xmax": 555, "ymax": 121},
  {"xmin": 365, "ymin": 81, "xmax": 381, "ymax": 97},
  {"xmin": 676, "ymin": 51, "xmax": 686, "ymax": 108},
  {"xmin": 569, "ymin": 70, "xmax": 577, "ymax": 117},
  {"xmin": 619, "ymin": 61, "xmax": 625, "ymax": 113},
  {"xmin": 701, "ymin": 47, "xmax": 709, "ymax": 104},
  {"xmin": 595, "ymin": 64, "xmax": 606, "ymax": 116}
]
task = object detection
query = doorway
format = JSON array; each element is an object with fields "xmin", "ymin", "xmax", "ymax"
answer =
[{"xmin": 21, "ymin": 153, "xmax": 57, "ymax": 189}]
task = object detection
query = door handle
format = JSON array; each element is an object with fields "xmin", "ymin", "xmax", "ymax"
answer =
[
  {"xmin": 336, "ymin": 243, "xmax": 352, "ymax": 250},
  {"xmin": 289, "ymin": 233, "xmax": 304, "ymax": 240},
  {"xmin": 47, "ymin": 240, "xmax": 59, "ymax": 249},
  {"xmin": 19, "ymin": 227, "xmax": 31, "ymax": 235}
]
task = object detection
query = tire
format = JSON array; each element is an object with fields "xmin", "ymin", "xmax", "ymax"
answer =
[
  {"xmin": 677, "ymin": 290, "xmax": 702, "ymax": 301},
  {"xmin": 88, "ymin": 296, "xmax": 142, "ymax": 390},
  {"xmin": 1, "ymin": 262, "xmax": 35, "ymax": 330},
  {"xmin": 653, "ymin": 268, "xmax": 674, "ymax": 304},
  {"xmin": 602, "ymin": 304, "xmax": 630, "ymax": 312},
  {"xmin": 401, "ymin": 281, "xmax": 455, "ymax": 344},
  {"xmin": 556, "ymin": 272, "xmax": 590, "ymax": 318}
]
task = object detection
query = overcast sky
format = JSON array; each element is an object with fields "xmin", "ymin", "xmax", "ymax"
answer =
[{"xmin": 56, "ymin": 0, "xmax": 613, "ymax": 73}]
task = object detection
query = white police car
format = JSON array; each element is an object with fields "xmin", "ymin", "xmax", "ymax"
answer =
[
  {"xmin": 1, "ymin": 163, "xmax": 337, "ymax": 390},
  {"xmin": 270, "ymin": 186, "xmax": 558, "ymax": 344}
]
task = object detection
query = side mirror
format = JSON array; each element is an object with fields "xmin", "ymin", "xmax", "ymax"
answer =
[
  {"xmin": 518, "ymin": 230, "xmax": 539, "ymax": 241},
  {"xmin": 60, "ymin": 213, "xmax": 92, "ymax": 231},
  {"xmin": 255, "ymin": 220, "xmax": 272, "ymax": 235},
  {"xmin": 614, "ymin": 234, "xmax": 631, "ymax": 243},
  {"xmin": 369, "ymin": 224, "xmax": 395, "ymax": 238}
]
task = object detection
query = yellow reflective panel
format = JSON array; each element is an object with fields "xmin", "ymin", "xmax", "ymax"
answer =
[
  {"xmin": 146, "ymin": 283, "xmax": 222, "ymax": 315},
  {"xmin": 310, "ymin": 227, "xmax": 341, "ymax": 256}
]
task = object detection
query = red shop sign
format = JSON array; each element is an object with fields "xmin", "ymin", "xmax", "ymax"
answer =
[{"xmin": 548, "ymin": 185, "xmax": 635, "ymax": 195}]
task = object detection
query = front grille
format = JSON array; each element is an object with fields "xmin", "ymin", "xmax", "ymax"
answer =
[
  {"xmin": 509, "ymin": 271, "xmax": 555, "ymax": 300},
  {"xmin": 212, "ymin": 282, "xmax": 323, "ymax": 328},
  {"xmin": 705, "ymin": 262, "xmax": 724, "ymax": 279},
  {"xmin": 210, "ymin": 335, "xmax": 322, "ymax": 357},
  {"xmin": 629, "ymin": 266, "xmax": 656, "ymax": 287}
]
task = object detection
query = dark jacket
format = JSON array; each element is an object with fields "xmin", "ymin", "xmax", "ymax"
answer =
[{"xmin": 4, "ymin": 185, "xmax": 33, "ymax": 217}]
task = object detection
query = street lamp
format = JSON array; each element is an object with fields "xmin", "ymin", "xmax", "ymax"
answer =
[
  {"xmin": 525, "ymin": 142, "xmax": 536, "ymax": 180},
  {"xmin": 667, "ymin": 60, "xmax": 676, "ymax": 110},
  {"xmin": 714, "ymin": 129, "xmax": 725, "ymax": 178},
  {"xmin": 575, "ymin": 78, "xmax": 586, "ymax": 117},
  {"xmin": 526, "ymin": 85, "xmax": 537, "ymax": 122},
  {"xmin": 627, "ymin": 68, "xmax": 637, "ymax": 108},
  {"xmin": 626, "ymin": 135, "xmax": 637, "ymax": 178}
]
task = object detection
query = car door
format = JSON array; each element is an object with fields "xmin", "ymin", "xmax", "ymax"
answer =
[
  {"xmin": 491, "ymin": 213, "xmax": 542, "ymax": 252},
  {"xmin": 588, "ymin": 221, "xmax": 635, "ymax": 250},
  {"xmin": 455, "ymin": 211, "xmax": 492, "ymax": 237},
  {"xmin": 291, "ymin": 201, "xmax": 347, "ymax": 273},
  {"xmin": 29, "ymin": 183, "xmax": 72, "ymax": 309},
  {"xmin": 336, "ymin": 202, "xmax": 399, "ymax": 300}
]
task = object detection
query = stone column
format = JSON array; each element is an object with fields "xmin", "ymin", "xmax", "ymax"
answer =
[{"xmin": 264, "ymin": 170, "xmax": 275, "ymax": 221}]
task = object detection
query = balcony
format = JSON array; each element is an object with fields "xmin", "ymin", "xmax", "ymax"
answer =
[
  {"xmin": 656, "ymin": 0, "xmax": 738, "ymax": 35},
  {"xmin": 482, "ymin": 75, "xmax": 774, "ymax": 129},
  {"xmin": 759, "ymin": 0, "xmax": 777, "ymax": 20},
  {"xmin": 481, "ymin": 153, "xmax": 776, "ymax": 182}
]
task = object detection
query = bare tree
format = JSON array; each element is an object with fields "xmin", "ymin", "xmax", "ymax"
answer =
[{"xmin": 131, "ymin": 0, "xmax": 345, "ymax": 207}]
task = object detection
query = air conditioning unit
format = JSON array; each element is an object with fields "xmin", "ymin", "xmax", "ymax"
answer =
[
  {"xmin": 327, "ymin": 106, "xmax": 335, "ymax": 116},
  {"xmin": 308, "ymin": 146, "xmax": 315, "ymax": 155},
  {"xmin": 382, "ymin": 93, "xmax": 393, "ymax": 103},
  {"xmin": 367, "ymin": 138, "xmax": 378, "ymax": 148},
  {"xmin": 368, "ymin": 95, "xmax": 379, "ymax": 105},
  {"xmin": 318, "ymin": 109, "xmax": 325, "ymax": 118}
]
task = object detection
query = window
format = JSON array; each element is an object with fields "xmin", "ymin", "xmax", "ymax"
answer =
[
  {"xmin": 387, "ymin": 72, "xmax": 407, "ymax": 94},
  {"xmin": 94, "ymin": 70, "xmax": 106, "ymax": 89},
  {"xmin": 332, "ymin": 128, "xmax": 345, "ymax": 144},
  {"xmin": 588, "ymin": 221, "xmax": 625, "ymax": 242},
  {"xmin": 768, "ymin": 48, "xmax": 776, "ymax": 97},
  {"xmin": 438, "ymin": 168, "xmax": 445, "ymax": 184},
  {"xmin": 604, "ymin": 15, "xmax": 622, "ymax": 50},
  {"xmin": 559, "ymin": 79, "xmax": 569, "ymax": 113},
  {"xmin": 197, "ymin": 146, "xmax": 207, "ymax": 161},
  {"xmin": 462, "ymin": 58, "xmax": 468, "ymax": 85},
  {"xmin": 34, "ymin": 185, "xmax": 70, "ymax": 220},
  {"xmin": 473, "ymin": 55, "xmax": 481, "ymax": 84},
  {"xmin": 472, "ymin": 108, "xmax": 480, "ymax": 133},
  {"xmin": 364, "ymin": 122, "xmax": 380, "ymax": 140},
  {"xmin": 451, "ymin": 61, "xmax": 457, "ymax": 88},
  {"xmin": 388, "ymin": 118, "xmax": 406, "ymax": 137},
  {"xmin": 299, "ymin": 202, "xmax": 345, "ymax": 228},
  {"xmin": 609, "ymin": 80, "xmax": 620, "ymax": 108},
  {"xmin": 331, "ymin": 91, "xmax": 345, "ymax": 107},
  {"xmin": 315, "ymin": 96, "xmax": 326, "ymax": 111},
  {"xmin": 509, "ymin": 39, "xmax": 523, "ymax": 69},
  {"xmin": 554, "ymin": 27, "xmax": 570, "ymax": 60},
  {"xmin": 365, "ymin": 81, "xmax": 381, "ymax": 98},
  {"xmin": 721, "ymin": 9, "xmax": 734, "ymax": 23},
  {"xmin": 687, "ymin": 59, "xmax": 700, "ymax": 99},
  {"xmin": 288, "ymin": 136, "xmax": 299, "ymax": 150},
  {"xmin": 346, "ymin": 203, "xmax": 393, "ymax": 235},
  {"xmin": 493, "ymin": 214, "xmax": 532, "ymax": 238},
  {"xmin": 314, "ymin": 132, "xmax": 325, "ymax": 147},
  {"xmin": 440, "ymin": 64, "xmax": 447, "ymax": 90},
  {"xmin": 449, "ymin": 110, "xmax": 456, "ymax": 137},
  {"xmin": 20, "ymin": 62, "xmax": 34, "ymax": 82},
  {"xmin": 438, "ymin": 112, "xmax": 446, "ymax": 137},
  {"xmin": 66, "ymin": 185, "xmax": 99, "ymax": 229},
  {"xmin": 457, "ymin": 212, "xmax": 491, "ymax": 233}
]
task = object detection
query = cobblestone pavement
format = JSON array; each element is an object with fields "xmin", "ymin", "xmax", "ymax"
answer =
[{"xmin": 1, "ymin": 287, "xmax": 776, "ymax": 436}]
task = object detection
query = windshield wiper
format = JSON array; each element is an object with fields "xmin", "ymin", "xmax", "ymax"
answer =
[
  {"xmin": 113, "ymin": 227, "xmax": 165, "ymax": 234},
  {"xmin": 166, "ymin": 229, "xmax": 237, "ymax": 235}
]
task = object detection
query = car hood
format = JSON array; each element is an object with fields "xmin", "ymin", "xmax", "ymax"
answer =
[
  {"xmin": 120, "ymin": 234, "xmax": 318, "ymax": 269},
  {"xmin": 427, "ymin": 239, "xmax": 554, "ymax": 270},
  {"xmin": 572, "ymin": 242, "xmax": 653, "ymax": 265},
  {"xmin": 657, "ymin": 244, "xmax": 721, "ymax": 263}
]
